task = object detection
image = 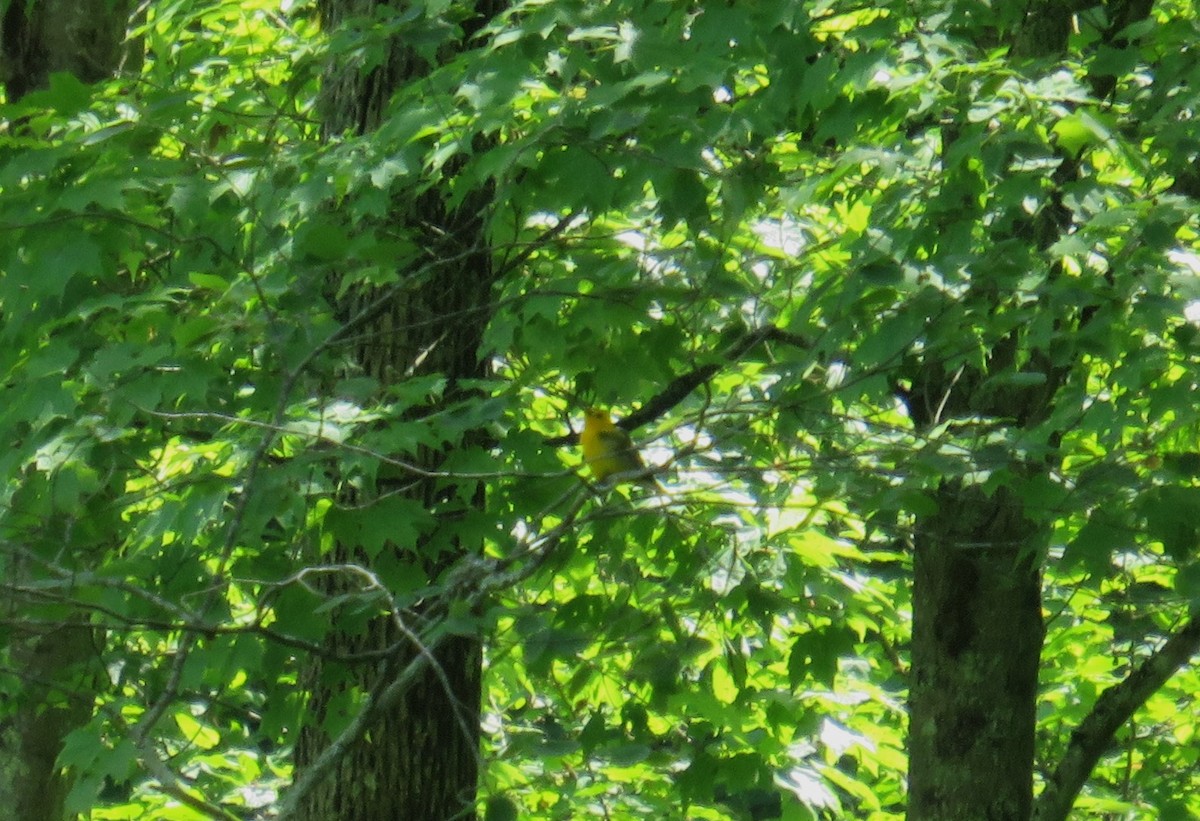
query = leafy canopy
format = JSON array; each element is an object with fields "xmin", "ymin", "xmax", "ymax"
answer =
[{"xmin": 0, "ymin": 0, "xmax": 1198, "ymax": 819}]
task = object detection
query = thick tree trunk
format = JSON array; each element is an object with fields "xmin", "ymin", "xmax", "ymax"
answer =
[
  {"xmin": 900, "ymin": 7, "xmax": 1075, "ymax": 811},
  {"xmin": 0, "ymin": 0, "xmax": 133, "ymax": 102},
  {"xmin": 291, "ymin": 2, "xmax": 502, "ymax": 818},
  {"xmin": 908, "ymin": 483, "xmax": 1044, "ymax": 821},
  {"xmin": 904, "ymin": 5, "xmax": 1161, "ymax": 816},
  {"xmin": 900, "ymin": 355, "xmax": 1059, "ymax": 821},
  {"xmin": 292, "ymin": 269, "xmax": 492, "ymax": 819},
  {"xmin": 5, "ymin": 620, "xmax": 101, "ymax": 821},
  {"xmin": 0, "ymin": 4, "xmax": 129, "ymax": 818}
]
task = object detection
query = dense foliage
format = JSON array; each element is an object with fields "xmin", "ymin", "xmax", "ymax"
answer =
[{"xmin": 2, "ymin": 0, "xmax": 1199, "ymax": 818}]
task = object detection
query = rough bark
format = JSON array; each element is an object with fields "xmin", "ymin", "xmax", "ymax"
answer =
[
  {"xmin": 5, "ymin": 620, "xmax": 102, "ymax": 821},
  {"xmin": 0, "ymin": 0, "xmax": 134, "ymax": 102},
  {"xmin": 900, "ymin": 328, "xmax": 1063, "ymax": 821},
  {"xmin": 908, "ymin": 483, "xmax": 1044, "ymax": 821},
  {"xmin": 1009, "ymin": 0, "xmax": 1077, "ymax": 61},
  {"xmin": 0, "ymin": 3, "xmax": 129, "ymax": 817},
  {"xmin": 290, "ymin": 2, "xmax": 503, "ymax": 819},
  {"xmin": 905, "ymin": 4, "xmax": 1172, "ymax": 816}
]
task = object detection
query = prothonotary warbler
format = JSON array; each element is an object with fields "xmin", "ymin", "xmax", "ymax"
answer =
[{"xmin": 580, "ymin": 407, "xmax": 659, "ymax": 488}]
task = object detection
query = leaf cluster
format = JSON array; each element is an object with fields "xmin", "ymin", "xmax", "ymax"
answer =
[{"xmin": 1, "ymin": 0, "xmax": 1199, "ymax": 818}]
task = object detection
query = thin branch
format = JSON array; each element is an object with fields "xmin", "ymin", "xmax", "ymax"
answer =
[
  {"xmin": 1033, "ymin": 609, "xmax": 1200, "ymax": 821},
  {"xmin": 274, "ymin": 626, "xmax": 455, "ymax": 821},
  {"xmin": 493, "ymin": 210, "xmax": 580, "ymax": 280},
  {"xmin": 545, "ymin": 323, "xmax": 811, "ymax": 445},
  {"xmin": 275, "ymin": 486, "xmax": 590, "ymax": 818},
  {"xmin": 131, "ymin": 732, "xmax": 244, "ymax": 821},
  {"xmin": 146, "ymin": 407, "xmax": 572, "ymax": 482}
]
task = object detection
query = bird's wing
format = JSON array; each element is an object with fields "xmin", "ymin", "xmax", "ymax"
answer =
[{"xmin": 597, "ymin": 429, "xmax": 649, "ymax": 480}]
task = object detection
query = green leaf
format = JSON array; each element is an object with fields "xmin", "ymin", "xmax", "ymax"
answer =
[
  {"xmin": 296, "ymin": 219, "xmax": 351, "ymax": 261},
  {"xmin": 174, "ymin": 712, "xmax": 221, "ymax": 750},
  {"xmin": 484, "ymin": 795, "xmax": 519, "ymax": 821},
  {"xmin": 788, "ymin": 626, "xmax": 856, "ymax": 689},
  {"xmin": 1063, "ymin": 515, "xmax": 1127, "ymax": 576},
  {"xmin": 855, "ymin": 310, "xmax": 924, "ymax": 369},
  {"xmin": 44, "ymin": 71, "xmax": 93, "ymax": 114},
  {"xmin": 1052, "ymin": 111, "xmax": 1111, "ymax": 157},
  {"xmin": 1142, "ymin": 487, "xmax": 1200, "ymax": 561}
]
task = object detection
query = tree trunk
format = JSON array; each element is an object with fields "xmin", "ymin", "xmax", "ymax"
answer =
[
  {"xmin": 0, "ymin": 3, "xmax": 129, "ymax": 817},
  {"xmin": 908, "ymin": 483, "xmax": 1044, "ymax": 821},
  {"xmin": 0, "ymin": 0, "xmax": 134, "ymax": 102},
  {"xmin": 904, "ymin": 4, "xmax": 1161, "ymax": 816},
  {"xmin": 5, "ymin": 620, "xmax": 102, "ymax": 821},
  {"xmin": 291, "ymin": 3, "xmax": 502, "ymax": 818},
  {"xmin": 900, "ymin": 6, "xmax": 1077, "ymax": 810}
]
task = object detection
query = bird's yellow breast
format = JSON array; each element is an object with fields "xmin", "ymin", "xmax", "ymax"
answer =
[{"xmin": 581, "ymin": 409, "xmax": 643, "ymax": 481}]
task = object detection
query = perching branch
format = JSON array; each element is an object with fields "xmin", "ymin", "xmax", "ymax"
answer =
[
  {"xmin": 622, "ymin": 325, "xmax": 778, "ymax": 430},
  {"xmin": 1033, "ymin": 609, "xmax": 1200, "ymax": 821},
  {"xmin": 547, "ymin": 323, "xmax": 811, "ymax": 445}
]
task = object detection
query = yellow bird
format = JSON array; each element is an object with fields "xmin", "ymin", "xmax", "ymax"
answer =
[{"xmin": 580, "ymin": 407, "xmax": 659, "ymax": 488}]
